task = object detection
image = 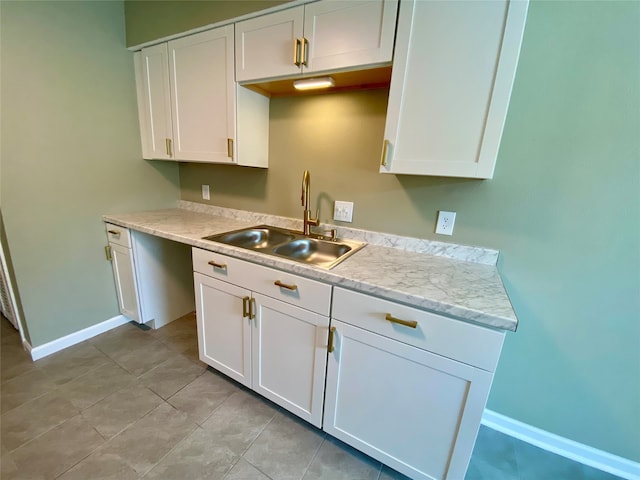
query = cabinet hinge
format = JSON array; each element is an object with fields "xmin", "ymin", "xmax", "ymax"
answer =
[{"xmin": 105, "ymin": 245, "xmax": 112, "ymax": 261}]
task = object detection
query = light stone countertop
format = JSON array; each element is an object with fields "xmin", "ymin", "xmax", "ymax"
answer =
[{"xmin": 103, "ymin": 202, "xmax": 517, "ymax": 332}]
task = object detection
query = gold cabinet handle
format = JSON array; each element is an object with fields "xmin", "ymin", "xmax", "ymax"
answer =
[
  {"xmin": 294, "ymin": 38, "xmax": 301, "ymax": 66},
  {"xmin": 227, "ymin": 138, "xmax": 233, "ymax": 158},
  {"xmin": 301, "ymin": 37, "xmax": 309, "ymax": 66},
  {"xmin": 380, "ymin": 139, "xmax": 390, "ymax": 167},
  {"xmin": 207, "ymin": 260, "xmax": 227, "ymax": 269},
  {"xmin": 242, "ymin": 296, "xmax": 250, "ymax": 318},
  {"xmin": 107, "ymin": 230, "xmax": 120, "ymax": 236},
  {"xmin": 385, "ymin": 313, "xmax": 418, "ymax": 329},
  {"xmin": 249, "ymin": 297, "xmax": 256, "ymax": 320},
  {"xmin": 328, "ymin": 326, "xmax": 336, "ymax": 353},
  {"xmin": 165, "ymin": 138, "xmax": 172, "ymax": 157},
  {"xmin": 105, "ymin": 245, "xmax": 112, "ymax": 261},
  {"xmin": 274, "ymin": 280, "xmax": 297, "ymax": 291}
]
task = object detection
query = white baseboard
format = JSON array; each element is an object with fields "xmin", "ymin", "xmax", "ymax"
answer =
[
  {"xmin": 30, "ymin": 315, "xmax": 130, "ymax": 361},
  {"xmin": 482, "ymin": 409, "xmax": 640, "ymax": 480}
]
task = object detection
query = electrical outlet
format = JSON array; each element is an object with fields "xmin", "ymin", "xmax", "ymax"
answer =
[
  {"xmin": 333, "ymin": 201, "xmax": 354, "ymax": 223},
  {"xmin": 435, "ymin": 211, "xmax": 456, "ymax": 235},
  {"xmin": 202, "ymin": 184, "xmax": 210, "ymax": 200}
]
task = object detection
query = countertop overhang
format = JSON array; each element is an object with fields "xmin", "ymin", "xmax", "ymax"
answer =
[{"xmin": 103, "ymin": 203, "xmax": 518, "ymax": 332}]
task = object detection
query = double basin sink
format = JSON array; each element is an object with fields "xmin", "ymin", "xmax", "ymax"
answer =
[{"xmin": 203, "ymin": 225, "xmax": 365, "ymax": 269}]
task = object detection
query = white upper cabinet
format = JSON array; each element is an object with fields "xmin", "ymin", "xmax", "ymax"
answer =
[
  {"xmin": 235, "ymin": 0, "xmax": 398, "ymax": 83},
  {"xmin": 135, "ymin": 25, "xmax": 269, "ymax": 166},
  {"xmin": 380, "ymin": 0, "xmax": 529, "ymax": 179},
  {"xmin": 168, "ymin": 27, "xmax": 236, "ymax": 163},
  {"xmin": 135, "ymin": 44, "xmax": 172, "ymax": 160},
  {"xmin": 235, "ymin": 7, "xmax": 304, "ymax": 83}
]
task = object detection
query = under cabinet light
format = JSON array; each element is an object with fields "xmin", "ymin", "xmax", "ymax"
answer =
[{"xmin": 293, "ymin": 76, "xmax": 335, "ymax": 90}]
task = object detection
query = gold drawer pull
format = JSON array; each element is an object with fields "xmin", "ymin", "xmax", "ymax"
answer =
[
  {"xmin": 227, "ymin": 138, "xmax": 233, "ymax": 158},
  {"xmin": 328, "ymin": 326, "xmax": 336, "ymax": 353},
  {"xmin": 207, "ymin": 260, "xmax": 227, "ymax": 269},
  {"xmin": 301, "ymin": 37, "xmax": 309, "ymax": 66},
  {"xmin": 274, "ymin": 280, "xmax": 297, "ymax": 291},
  {"xmin": 294, "ymin": 38, "xmax": 301, "ymax": 66},
  {"xmin": 380, "ymin": 139, "xmax": 390, "ymax": 166},
  {"xmin": 385, "ymin": 313, "xmax": 418, "ymax": 329},
  {"xmin": 250, "ymin": 297, "xmax": 256, "ymax": 320},
  {"xmin": 242, "ymin": 296, "xmax": 250, "ymax": 318},
  {"xmin": 107, "ymin": 230, "xmax": 120, "ymax": 236}
]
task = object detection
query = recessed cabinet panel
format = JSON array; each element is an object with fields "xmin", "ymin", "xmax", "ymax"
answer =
[
  {"xmin": 324, "ymin": 320, "xmax": 493, "ymax": 480},
  {"xmin": 109, "ymin": 243, "xmax": 140, "ymax": 323},
  {"xmin": 381, "ymin": 0, "xmax": 528, "ymax": 178},
  {"xmin": 192, "ymin": 249, "xmax": 331, "ymax": 427},
  {"xmin": 304, "ymin": 0, "xmax": 397, "ymax": 73},
  {"xmin": 235, "ymin": 0, "xmax": 397, "ymax": 83},
  {"xmin": 235, "ymin": 7, "xmax": 304, "ymax": 82},
  {"xmin": 194, "ymin": 272, "xmax": 252, "ymax": 387},
  {"xmin": 136, "ymin": 45, "xmax": 173, "ymax": 160},
  {"xmin": 134, "ymin": 25, "xmax": 265, "ymax": 165},
  {"xmin": 252, "ymin": 293, "xmax": 329, "ymax": 427},
  {"xmin": 332, "ymin": 287, "xmax": 505, "ymax": 372},
  {"xmin": 169, "ymin": 27, "xmax": 235, "ymax": 163}
]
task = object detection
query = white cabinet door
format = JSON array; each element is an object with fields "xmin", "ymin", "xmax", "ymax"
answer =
[
  {"xmin": 135, "ymin": 44, "xmax": 173, "ymax": 160},
  {"xmin": 168, "ymin": 26, "xmax": 236, "ymax": 163},
  {"xmin": 251, "ymin": 292, "xmax": 329, "ymax": 428},
  {"xmin": 235, "ymin": 0, "xmax": 397, "ymax": 83},
  {"xmin": 194, "ymin": 272, "xmax": 251, "ymax": 387},
  {"xmin": 381, "ymin": 0, "xmax": 528, "ymax": 178},
  {"xmin": 324, "ymin": 320, "xmax": 493, "ymax": 480},
  {"xmin": 109, "ymin": 242, "xmax": 140, "ymax": 323},
  {"xmin": 303, "ymin": 0, "xmax": 397, "ymax": 74},
  {"xmin": 235, "ymin": 6, "xmax": 304, "ymax": 82}
]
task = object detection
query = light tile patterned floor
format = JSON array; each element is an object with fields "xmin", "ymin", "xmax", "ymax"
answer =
[{"xmin": 0, "ymin": 315, "xmax": 623, "ymax": 480}]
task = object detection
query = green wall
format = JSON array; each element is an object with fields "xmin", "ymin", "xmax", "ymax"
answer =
[
  {"xmin": 0, "ymin": 1, "xmax": 180, "ymax": 346},
  {"xmin": 124, "ymin": 0, "xmax": 290, "ymax": 47},
  {"xmin": 129, "ymin": 0, "xmax": 640, "ymax": 461}
]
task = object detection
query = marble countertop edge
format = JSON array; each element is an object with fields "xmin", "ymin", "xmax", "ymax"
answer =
[{"xmin": 103, "ymin": 205, "xmax": 517, "ymax": 332}]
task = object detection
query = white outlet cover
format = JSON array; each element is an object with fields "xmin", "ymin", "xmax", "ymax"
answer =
[
  {"xmin": 435, "ymin": 211, "xmax": 456, "ymax": 235},
  {"xmin": 202, "ymin": 184, "xmax": 210, "ymax": 200},
  {"xmin": 334, "ymin": 201, "xmax": 354, "ymax": 223}
]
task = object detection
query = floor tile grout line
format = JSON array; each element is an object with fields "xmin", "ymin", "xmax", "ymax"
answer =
[
  {"xmin": 77, "ymin": 385, "xmax": 165, "ymax": 444},
  {"xmin": 238, "ymin": 457, "xmax": 278, "ymax": 480},
  {"xmin": 300, "ymin": 435, "xmax": 328, "ymax": 480},
  {"xmin": 0, "ymin": 386, "xmax": 63, "ymax": 422},
  {"xmin": 238, "ymin": 403, "xmax": 279, "ymax": 458},
  {"xmin": 51, "ymin": 418, "xmax": 112, "ymax": 480},
  {"xmin": 510, "ymin": 434, "xmax": 523, "ymax": 480},
  {"xmin": 2, "ymin": 411, "xmax": 88, "ymax": 458},
  {"xmin": 1, "ymin": 349, "xmax": 127, "ymax": 417},
  {"xmin": 137, "ymin": 419, "xmax": 201, "ymax": 478}
]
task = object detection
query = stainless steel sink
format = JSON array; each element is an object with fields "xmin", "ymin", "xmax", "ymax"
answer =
[
  {"xmin": 204, "ymin": 226, "xmax": 295, "ymax": 250},
  {"xmin": 272, "ymin": 238, "xmax": 352, "ymax": 267},
  {"xmin": 203, "ymin": 225, "xmax": 365, "ymax": 269}
]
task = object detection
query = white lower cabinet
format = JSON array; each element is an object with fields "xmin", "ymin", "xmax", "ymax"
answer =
[
  {"xmin": 191, "ymin": 247, "xmax": 506, "ymax": 478},
  {"xmin": 105, "ymin": 224, "xmax": 194, "ymax": 328},
  {"xmin": 193, "ymin": 248, "xmax": 331, "ymax": 427},
  {"xmin": 109, "ymin": 241, "xmax": 140, "ymax": 323},
  {"xmin": 324, "ymin": 287, "xmax": 505, "ymax": 480},
  {"xmin": 194, "ymin": 272, "xmax": 251, "ymax": 386}
]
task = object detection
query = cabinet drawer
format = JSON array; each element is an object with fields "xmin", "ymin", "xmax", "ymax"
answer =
[
  {"xmin": 105, "ymin": 223, "xmax": 131, "ymax": 248},
  {"xmin": 192, "ymin": 248, "xmax": 331, "ymax": 316},
  {"xmin": 332, "ymin": 287, "xmax": 504, "ymax": 372},
  {"xmin": 244, "ymin": 263, "xmax": 331, "ymax": 316},
  {"xmin": 192, "ymin": 247, "xmax": 251, "ymax": 286}
]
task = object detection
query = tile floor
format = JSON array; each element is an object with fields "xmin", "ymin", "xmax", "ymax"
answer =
[{"xmin": 0, "ymin": 315, "xmax": 623, "ymax": 480}]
